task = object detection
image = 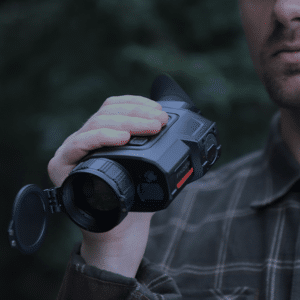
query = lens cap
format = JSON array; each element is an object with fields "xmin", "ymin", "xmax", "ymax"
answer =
[{"xmin": 8, "ymin": 184, "xmax": 50, "ymax": 255}]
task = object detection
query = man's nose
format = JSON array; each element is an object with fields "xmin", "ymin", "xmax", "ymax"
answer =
[{"xmin": 273, "ymin": 0, "xmax": 300, "ymax": 29}]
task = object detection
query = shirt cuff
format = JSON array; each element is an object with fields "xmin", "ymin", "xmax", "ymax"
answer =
[{"xmin": 56, "ymin": 241, "xmax": 182, "ymax": 300}]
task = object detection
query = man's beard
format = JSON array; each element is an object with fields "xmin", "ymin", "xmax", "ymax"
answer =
[
  {"xmin": 261, "ymin": 67, "xmax": 300, "ymax": 110},
  {"xmin": 261, "ymin": 68, "xmax": 300, "ymax": 143}
]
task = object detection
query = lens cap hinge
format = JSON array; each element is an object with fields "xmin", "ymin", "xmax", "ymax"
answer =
[{"xmin": 44, "ymin": 187, "xmax": 63, "ymax": 214}]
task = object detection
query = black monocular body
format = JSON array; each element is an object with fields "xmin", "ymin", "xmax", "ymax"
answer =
[{"xmin": 8, "ymin": 73, "xmax": 222, "ymax": 254}]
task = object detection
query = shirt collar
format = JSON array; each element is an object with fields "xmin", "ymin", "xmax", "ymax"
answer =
[{"xmin": 250, "ymin": 110, "xmax": 300, "ymax": 209}]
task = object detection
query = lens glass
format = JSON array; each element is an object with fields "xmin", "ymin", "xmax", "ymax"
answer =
[{"xmin": 72, "ymin": 173, "xmax": 119, "ymax": 213}]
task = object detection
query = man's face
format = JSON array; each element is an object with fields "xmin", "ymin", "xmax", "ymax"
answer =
[{"xmin": 238, "ymin": 0, "xmax": 300, "ymax": 109}]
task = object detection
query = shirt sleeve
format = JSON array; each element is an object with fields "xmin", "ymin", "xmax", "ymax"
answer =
[{"xmin": 56, "ymin": 241, "xmax": 182, "ymax": 300}]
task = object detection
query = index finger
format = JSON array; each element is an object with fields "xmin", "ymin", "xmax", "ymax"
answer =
[{"xmin": 101, "ymin": 95, "xmax": 162, "ymax": 111}]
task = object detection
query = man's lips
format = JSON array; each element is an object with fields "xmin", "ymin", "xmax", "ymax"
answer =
[
  {"xmin": 272, "ymin": 43, "xmax": 300, "ymax": 57},
  {"xmin": 273, "ymin": 50, "xmax": 300, "ymax": 63},
  {"xmin": 271, "ymin": 43, "xmax": 300, "ymax": 63},
  {"xmin": 274, "ymin": 50, "xmax": 300, "ymax": 56}
]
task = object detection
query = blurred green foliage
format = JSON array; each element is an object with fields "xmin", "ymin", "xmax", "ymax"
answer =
[{"xmin": 1, "ymin": 0, "xmax": 277, "ymax": 299}]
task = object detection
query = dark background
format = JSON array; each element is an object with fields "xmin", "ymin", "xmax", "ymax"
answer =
[{"xmin": 1, "ymin": 0, "xmax": 278, "ymax": 299}]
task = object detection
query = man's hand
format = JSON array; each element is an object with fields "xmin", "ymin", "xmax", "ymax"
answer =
[{"xmin": 47, "ymin": 95, "xmax": 169, "ymax": 277}]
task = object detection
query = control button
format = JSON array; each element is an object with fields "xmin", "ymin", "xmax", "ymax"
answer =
[
  {"xmin": 207, "ymin": 144, "xmax": 217, "ymax": 163},
  {"xmin": 204, "ymin": 134, "xmax": 218, "ymax": 165},
  {"xmin": 128, "ymin": 137, "xmax": 148, "ymax": 146},
  {"xmin": 202, "ymin": 161, "xmax": 208, "ymax": 168}
]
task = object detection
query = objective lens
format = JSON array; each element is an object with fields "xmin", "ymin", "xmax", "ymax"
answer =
[{"xmin": 73, "ymin": 173, "xmax": 119, "ymax": 213}]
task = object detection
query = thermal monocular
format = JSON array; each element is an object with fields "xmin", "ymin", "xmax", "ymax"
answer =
[{"xmin": 8, "ymin": 73, "xmax": 222, "ymax": 254}]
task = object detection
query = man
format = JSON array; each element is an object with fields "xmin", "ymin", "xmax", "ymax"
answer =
[{"xmin": 52, "ymin": 0, "xmax": 300, "ymax": 299}]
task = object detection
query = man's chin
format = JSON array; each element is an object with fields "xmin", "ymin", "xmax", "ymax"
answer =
[{"xmin": 262, "ymin": 71, "xmax": 300, "ymax": 110}]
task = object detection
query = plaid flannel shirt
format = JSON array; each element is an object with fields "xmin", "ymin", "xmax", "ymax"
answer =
[{"xmin": 57, "ymin": 110, "xmax": 300, "ymax": 300}]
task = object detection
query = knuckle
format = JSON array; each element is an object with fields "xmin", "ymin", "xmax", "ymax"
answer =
[
  {"xmin": 79, "ymin": 119, "xmax": 94, "ymax": 133},
  {"xmin": 103, "ymin": 95, "xmax": 160, "ymax": 110},
  {"xmin": 103, "ymin": 96, "xmax": 116, "ymax": 106},
  {"xmin": 89, "ymin": 117, "xmax": 99, "ymax": 128},
  {"xmin": 47, "ymin": 158, "xmax": 54, "ymax": 173},
  {"xmin": 130, "ymin": 104, "xmax": 141, "ymax": 114},
  {"xmin": 47, "ymin": 157, "xmax": 58, "ymax": 179},
  {"xmin": 99, "ymin": 103, "xmax": 120, "ymax": 115},
  {"xmin": 70, "ymin": 136, "xmax": 80, "ymax": 149}
]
